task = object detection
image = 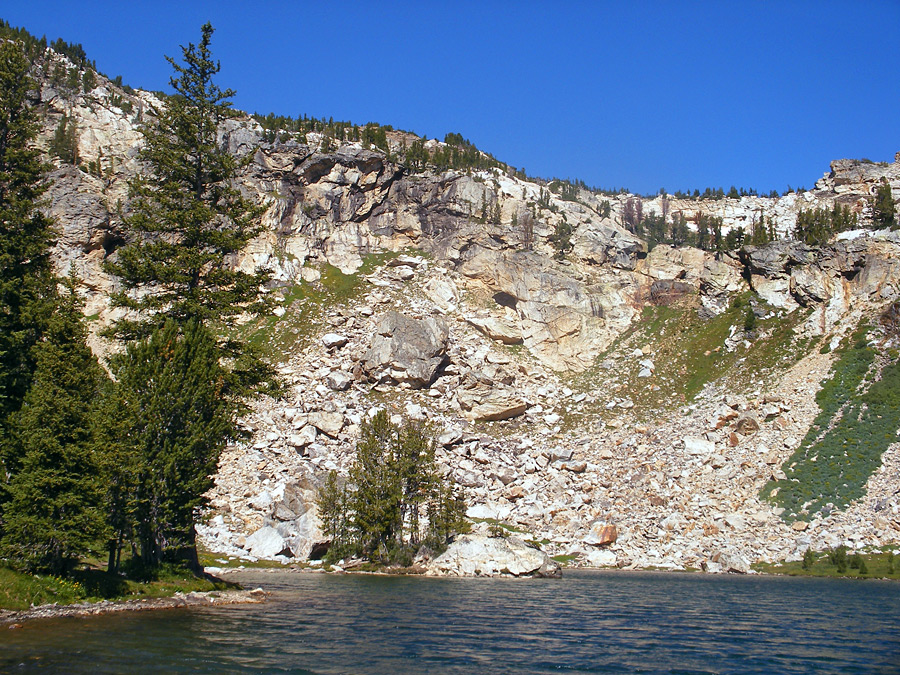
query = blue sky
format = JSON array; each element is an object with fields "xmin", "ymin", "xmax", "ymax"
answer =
[{"xmin": 3, "ymin": 1, "xmax": 898, "ymax": 195}]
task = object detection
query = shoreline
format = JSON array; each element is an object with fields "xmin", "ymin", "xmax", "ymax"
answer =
[
  {"xmin": 5, "ymin": 562, "xmax": 894, "ymax": 626},
  {"xmin": 1, "ymin": 587, "xmax": 269, "ymax": 628}
]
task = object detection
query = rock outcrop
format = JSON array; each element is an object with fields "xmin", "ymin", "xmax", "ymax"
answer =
[{"xmin": 430, "ymin": 534, "xmax": 561, "ymax": 577}]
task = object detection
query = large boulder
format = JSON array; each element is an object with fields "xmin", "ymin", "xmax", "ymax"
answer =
[
  {"xmin": 244, "ymin": 526, "xmax": 291, "ymax": 558},
  {"xmin": 457, "ymin": 385, "xmax": 528, "ymax": 422},
  {"xmin": 362, "ymin": 312, "xmax": 449, "ymax": 388},
  {"xmin": 430, "ymin": 534, "xmax": 561, "ymax": 577},
  {"xmin": 572, "ymin": 221, "xmax": 647, "ymax": 270},
  {"xmin": 466, "ymin": 314, "xmax": 523, "ymax": 344},
  {"xmin": 584, "ymin": 522, "xmax": 618, "ymax": 547}
]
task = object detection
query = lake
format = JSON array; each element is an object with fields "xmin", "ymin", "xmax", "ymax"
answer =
[{"xmin": 2, "ymin": 570, "xmax": 898, "ymax": 674}]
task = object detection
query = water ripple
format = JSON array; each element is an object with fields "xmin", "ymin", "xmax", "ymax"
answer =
[{"xmin": 1, "ymin": 571, "xmax": 898, "ymax": 674}]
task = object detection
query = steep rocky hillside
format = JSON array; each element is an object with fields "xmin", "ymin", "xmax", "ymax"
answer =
[{"xmin": 28, "ymin": 48, "xmax": 900, "ymax": 573}]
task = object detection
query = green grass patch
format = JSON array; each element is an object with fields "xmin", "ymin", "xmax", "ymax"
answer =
[
  {"xmin": 197, "ymin": 549, "xmax": 290, "ymax": 570},
  {"xmin": 0, "ymin": 563, "xmax": 238, "ymax": 611},
  {"xmin": 551, "ymin": 554, "xmax": 578, "ymax": 565},
  {"xmin": 238, "ymin": 250, "xmax": 413, "ymax": 361},
  {"xmin": 754, "ymin": 547, "xmax": 899, "ymax": 579},
  {"xmin": 762, "ymin": 327, "xmax": 900, "ymax": 520},
  {"xmin": 569, "ymin": 296, "xmax": 808, "ymax": 422}
]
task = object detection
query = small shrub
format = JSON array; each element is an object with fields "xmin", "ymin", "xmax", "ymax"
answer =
[
  {"xmin": 802, "ymin": 548, "xmax": 815, "ymax": 570},
  {"xmin": 744, "ymin": 307, "xmax": 757, "ymax": 332},
  {"xmin": 829, "ymin": 545, "xmax": 849, "ymax": 573},
  {"xmin": 488, "ymin": 524, "xmax": 508, "ymax": 538}
]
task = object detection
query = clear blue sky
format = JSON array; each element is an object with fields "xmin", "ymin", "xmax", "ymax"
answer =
[{"xmin": 3, "ymin": 1, "xmax": 898, "ymax": 195}]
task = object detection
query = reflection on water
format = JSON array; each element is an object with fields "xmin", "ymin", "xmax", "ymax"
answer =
[{"xmin": 2, "ymin": 570, "xmax": 899, "ymax": 674}]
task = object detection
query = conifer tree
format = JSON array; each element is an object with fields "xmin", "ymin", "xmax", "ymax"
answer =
[
  {"xmin": 109, "ymin": 319, "xmax": 237, "ymax": 570},
  {"xmin": 0, "ymin": 40, "xmax": 58, "ymax": 514},
  {"xmin": 105, "ymin": 23, "xmax": 271, "ymax": 339},
  {"xmin": 49, "ymin": 114, "xmax": 78, "ymax": 164},
  {"xmin": 318, "ymin": 411, "xmax": 467, "ymax": 564},
  {"xmin": 1, "ymin": 282, "xmax": 107, "ymax": 574},
  {"xmin": 103, "ymin": 24, "xmax": 277, "ymax": 570},
  {"xmin": 872, "ymin": 178, "xmax": 896, "ymax": 229},
  {"xmin": 0, "ymin": 42, "xmax": 56, "ymax": 411}
]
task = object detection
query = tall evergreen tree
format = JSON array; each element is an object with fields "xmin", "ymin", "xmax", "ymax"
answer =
[
  {"xmin": 108, "ymin": 320, "xmax": 237, "ymax": 571},
  {"xmin": 319, "ymin": 411, "xmax": 467, "ymax": 565},
  {"xmin": 105, "ymin": 23, "xmax": 271, "ymax": 339},
  {"xmin": 872, "ymin": 178, "xmax": 896, "ymax": 229},
  {"xmin": 0, "ymin": 41, "xmax": 56, "ymax": 426},
  {"xmin": 103, "ymin": 24, "xmax": 277, "ymax": 569},
  {"xmin": 1, "ymin": 283, "xmax": 107, "ymax": 574},
  {"xmin": 0, "ymin": 41, "xmax": 58, "ymax": 530}
]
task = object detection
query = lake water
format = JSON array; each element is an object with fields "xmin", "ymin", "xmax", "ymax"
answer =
[{"xmin": 2, "ymin": 570, "xmax": 898, "ymax": 674}]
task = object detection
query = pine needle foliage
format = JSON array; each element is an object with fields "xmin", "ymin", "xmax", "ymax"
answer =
[
  {"xmin": 872, "ymin": 178, "xmax": 896, "ymax": 230},
  {"xmin": 99, "ymin": 24, "xmax": 278, "ymax": 571},
  {"xmin": 317, "ymin": 411, "xmax": 468, "ymax": 565},
  {"xmin": 105, "ymin": 22, "xmax": 272, "ymax": 340},
  {"xmin": 105, "ymin": 319, "xmax": 238, "ymax": 571},
  {"xmin": 1, "ymin": 283, "xmax": 107, "ymax": 574},
  {"xmin": 0, "ymin": 40, "xmax": 57, "ymax": 426}
]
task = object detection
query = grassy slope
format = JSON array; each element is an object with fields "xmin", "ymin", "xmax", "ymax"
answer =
[
  {"xmin": 569, "ymin": 295, "xmax": 812, "ymax": 424},
  {"xmin": 754, "ymin": 547, "xmax": 899, "ymax": 579},
  {"xmin": 239, "ymin": 252, "xmax": 404, "ymax": 361},
  {"xmin": 762, "ymin": 326, "xmax": 900, "ymax": 521}
]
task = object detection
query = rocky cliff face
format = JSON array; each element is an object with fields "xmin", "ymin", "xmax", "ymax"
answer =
[{"xmin": 30, "ymin": 50, "xmax": 900, "ymax": 574}]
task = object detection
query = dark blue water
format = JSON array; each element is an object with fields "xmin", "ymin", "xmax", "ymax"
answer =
[{"xmin": 2, "ymin": 570, "xmax": 898, "ymax": 674}]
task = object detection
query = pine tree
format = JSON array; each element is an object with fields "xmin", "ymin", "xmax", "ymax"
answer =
[
  {"xmin": 550, "ymin": 218, "xmax": 574, "ymax": 259},
  {"xmin": 319, "ymin": 411, "xmax": 467, "ymax": 564},
  {"xmin": 103, "ymin": 24, "xmax": 277, "ymax": 570},
  {"xmin": 49, "ymin": 114, "xmax": 78, "ymax": 164},
  {"xmin": 0, "ymin": 40, "xmax": 58, "ymax": 503},
  {"xmin": 0, "ymin": 283, "xmax": 108, "ymax": 574},
  {"xmin": 872, "ymin": 178, "xmax": 896, "ymax": 229},
  {"xmin": 105, "ymin": 23, "xmax": 271, "ymax": 339},
  {"xmin": 109, "ymin": 319, "xmax": 237, "ymax": 571}
]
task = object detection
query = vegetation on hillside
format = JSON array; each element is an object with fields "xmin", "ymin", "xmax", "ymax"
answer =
[
  {"xmin": 754, "ymin": 546, "xmax": 898, "ymax": 579},
  {"xmin": 570, "ymin": 295, "xmax": 809, "ymax": 423},
  {"xmin": 762, "ymin": 319, "xmax": 900, "ymax": 521},
  {"xmin": 794, "ymin": 203, "xmax": 858, "ymax": 244}
]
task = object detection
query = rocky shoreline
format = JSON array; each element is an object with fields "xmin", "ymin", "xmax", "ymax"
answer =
[{"xmin": 0, "ymin": 588, "xmax": 269, "ymax": 628}]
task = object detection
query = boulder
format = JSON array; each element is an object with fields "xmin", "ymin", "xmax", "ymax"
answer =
[
  {"xmin": 322, "ymin": 333, "xmax": 349, "ymax": 349},
  {"xmin": 362, "ymin": 312, "xmax": 449, "ymax": 388},
  {"xmin": 684, "ymin": 436, "xmax": 715, "ymax": 456},
  {"xmin": 466, "ymin": 315, "xmax": 523, "ymax": 345},
  {"xmin": 245, "ymin": 526, "xmax": 290, "ymax": 558},
  {"xmin": 429, "ymin": 534, "xmax": 561, "ymax": 577},
  {"xmin": 422, "ymin": 277, "xmax": 459, "ymax": 313},
  {"xmin": 457, "ymin": 386, "xmax": 527, "ymax": 422},
  {"xmin": 734, "ymin": 415, "xmax": 760, "ymax": 435},
  {"xmin": 326, "ymin": 370, "xmax": 353, "ymax": 391},
  {"xmin": 706, "ymin": 551, "xmax": 751, "ymax": 574},
  {"xmin": 585, "ymin": 549, "xmax": 617, "ymax": 567},
  {"xmin": 584, "ymin": 522, "xmax": 617, "ymax": 547},
  {"xmin": 572, "ymin": 222, "xmax": 647, "ymax": 270},
  {"xmin": 307, "ymin": 412, "xmax": 345, "ymax": 438},
  {"xmin": 288, "ymin": 425, "xmax": 317, "ymax": 448}
]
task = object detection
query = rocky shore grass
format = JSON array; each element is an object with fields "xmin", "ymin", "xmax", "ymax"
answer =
[{"xmin": 0, "ymin": 563, "xmax": 266, "ymax": 625}]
